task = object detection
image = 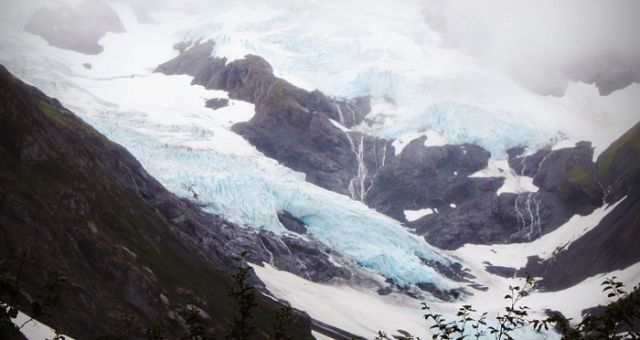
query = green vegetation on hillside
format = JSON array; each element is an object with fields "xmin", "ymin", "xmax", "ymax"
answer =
[{"xmin": 596, "ymin": 122, "xmax": 640, "ymax": 178}]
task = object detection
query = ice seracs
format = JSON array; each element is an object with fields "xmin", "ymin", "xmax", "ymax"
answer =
[{"xmin": 0, "ymin": 6, "xmax": 460, "ymax": 292}]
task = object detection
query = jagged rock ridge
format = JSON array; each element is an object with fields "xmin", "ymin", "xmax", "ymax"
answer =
[{"xmin": 155, "ymin": 40, "xmax": 639, "ymax": 263}]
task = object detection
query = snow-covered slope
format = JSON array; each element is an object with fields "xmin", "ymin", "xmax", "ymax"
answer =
[
  {"xmin": 180, "ymin": 0, "xmax": 640, "ymax": 158},
  {"xmin": 12, "ymin": 311, "xmax": 75, "ymax": 340},
  {"xmin": 253, "ymin": 199, "xmax": 637, "ymax": 338}
]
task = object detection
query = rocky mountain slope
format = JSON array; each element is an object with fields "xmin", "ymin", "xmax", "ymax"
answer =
[
  {"xmin": 0, "ymin": 65, "xmax": 317, "ymax": 339},
  {"xmin": 521, "ymin": 122, "xmax": 640, "ymax": 290},
  {"xmin": 155, "ymin": 40, "xmax": 640, "ymax": 297},
  {"xmin": 156, "ymin": 40, "xmax": 637, "ymax": 254}
]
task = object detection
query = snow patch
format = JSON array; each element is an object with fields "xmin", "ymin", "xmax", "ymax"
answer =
[
  {"xmin": 391, "ymin": 130, "xmax": 449, "ymax": 156},
  {"xmin": 252, "ymin": 263, "xmax": 427, "ymax": 338},
  {"xmin": 423, "ymin": 130, "xmax": 449, "ymax": 147},
  {"xmin": 453, "ymin": 198, "xmax": 624, "ymax": 269},
  {"xmin": 312, "ymin": 331, "xmax": 333, "ymax": 340},
  {"xmin": 551, "ymin": 138, "xmax": 579, "ymax": 151},
  {"xmin": 254, "ymin": 263, "xmax": 561, "ymax": 340},
  {"xmin": 329, "ymin": 119, "xmax": 350, "ymax": 132},
  {"xmin": 404, "ymin": 208, "xmax": 433, "ymax": 222},
  {"xmin": 524, "ymin": 262, "xmax": 640, "ymax": 322},
  {"xmin": 470, "ymin": 159, "xmax": 539, "ymax": 195},
  {"xmin": 13, "ymin": 310, "xmax": 74, "ymax": 340}
]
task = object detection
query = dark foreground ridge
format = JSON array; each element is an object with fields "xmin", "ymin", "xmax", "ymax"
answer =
[{"xmin": 0, "ymin": 65, "xmax": 321, "ymax": 339}]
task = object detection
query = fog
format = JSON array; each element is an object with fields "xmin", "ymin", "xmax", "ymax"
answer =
[
  {"xmin": 1, "ymin": 0, "xmax": 638, "ymax": 95},
  {"xmin": 421, "ymin": 0, "xmax": 640, "ymax": 95}
]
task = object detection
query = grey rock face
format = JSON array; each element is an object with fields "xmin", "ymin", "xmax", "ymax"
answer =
[
  {"xmin": 204, "ymin": 98, "xmax": 229, "ymax": 110},
  {"xmin": 407, "ymin": 141, "xmax": 609, "ymax": 249},
  {"xmin": 366, "ymin": 137, "xmax": 492, "ymax": 222},
  {"xmin": 531, "ymin": 142, "xmax": 603, "ymax": 211},
  {"xmin": 25, "ymin": 0, "xmax": 125, "ymax": 55},
  {"xmin": 471, "ymin": 123, "xmax": 640, "ymax": 291},
  {"xmin": 154, "ymin": 41, "xmax": 633, "ymax": 261},
  {"xmin": 521, "ymin": 179, "xmax": 640, "ymax": 291},
  {"xmin": 156, "ymin": 40, "xmax": 216, "ymax": 76},
  {"xmin": 330, "ymin": 96, "xmax": 372, "ymax": 128},
  {"xmin": 155, "ymin": 44, "xmax": 376, "ymax": 195},
  {"xmin": 277, "ymin": 210, "xmax": 307, "ymax": 234}
]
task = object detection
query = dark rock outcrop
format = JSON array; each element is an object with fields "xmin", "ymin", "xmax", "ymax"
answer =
[
  {"xmin": 341, "ymin": 131, "xmax": 395, "ymax": 201},
  {"xmin": 331, "ymin": 96, "xmax": 372, "ymax": 128},
  {"xmin": 156, "ymin": 40, "xmax": 216, "ymax": 76},
  {"xmin": 524, "ymin": 180, "xmax": 640, "ymax": 291},
  {"xmin": 154, "ymin": 40, "xmax": 630, "ymax": 254},
  {"xmin": 277, "ymin": 210, "xmax": 308, "ymax": 234},
  {"xmin": 205, "ymin": 98, "xmax": 229, "ymax": 110},
  {"xmin": 155, "ymin": 43, "xmax": 377, "ymax": 196},
  {"xmin": 481, "ymin": 124, "xmax": 640, "ymax": 290},
  {"xmin": 531, "ymin": 142, "xmax": 603, "ymax": 213},
  {"xmin": 0, "ymin": 65, "xmax": 323, "ymax": 339},
  {"xmin": 508, "ymin": 147, "xmax": 550, "ymax": 177},
  {"xmin": 231, "ymin": 78, "xmax": 359, "ymax": 194},
  {"xmin": 365, "ymin": 137, "xmax": 492, "ymax": 222},
  {"xmin": 507, "ymin": 142, "xmax": 605, "ymax": 237},
  {"xmin": 25, "ymin": 0, "xmax": 125, "ymax": 54},
  {"xmin": 520, "ymin": 124, "xmax": 640, "ymax": 291},
  {"xmin": 407, "ymin": 141, "xmax": 609, "ymax": 249}
]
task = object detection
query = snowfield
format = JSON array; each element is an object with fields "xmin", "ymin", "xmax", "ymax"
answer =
[
  {"xmin": 253, "ymin": 199, "xmax": 636, "ymax": 338},
  {"xmin": 181, "ymin": 0, "xmax": 640, "ymax": 159},
  {"xmin": 0, "ymin": 1, "xmax": 459, "ymax": 292}
]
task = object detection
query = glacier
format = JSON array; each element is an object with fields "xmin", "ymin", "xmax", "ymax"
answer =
[
  {"xmin": 1, "ymin": 0, "xmax": 636, "ymax": 294},
  {"xmin": 2, "ymin": 1, "xmax": 640, "ymax": 338},
  {"xmin": 182, "ymin": 0, "xmax": 640, "ymax": 158},
  {"xmin": 0, "ymin": 6, "xmax": 459, "ymax": 292},
  {"xmin": 1, "ymin": 0, "xmax": 637, "ymax": 291}
]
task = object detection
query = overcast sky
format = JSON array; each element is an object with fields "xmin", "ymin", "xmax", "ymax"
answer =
[
  {"xmin": 2, "ymin": 0, "xmax": 639, "ymax": 96},
  {"xmin": 421, "ymin": 0, "xmax": 640, "ymax": 95}
]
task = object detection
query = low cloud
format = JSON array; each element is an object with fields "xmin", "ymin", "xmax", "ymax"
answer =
[{"xmin": 422, "ymin": 0, "xmax": 640, "ymax": 95}]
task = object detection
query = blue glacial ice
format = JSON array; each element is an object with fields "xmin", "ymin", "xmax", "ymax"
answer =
[
  {"xmin": 0, "ymin": 32, "xmax": 459, "ymax": 291},
  {"xmin": 84, "ymin": 115, "xmax": 459, "ymax": 290},
  {"xmin": 184, "ymin": 0, "xmax": 569, "ymax": 157}
]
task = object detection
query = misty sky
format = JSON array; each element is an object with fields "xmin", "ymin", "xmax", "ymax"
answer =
[
  {"xmin": 422, "ymin": 0, "xmax": 640, "ymax": 95},
  {"xmin": 1, "ymin": 0, "xmax": 639, "ymax": 96}
]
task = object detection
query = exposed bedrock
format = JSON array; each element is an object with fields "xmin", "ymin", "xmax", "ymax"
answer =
[
  {"xmin": 480, "ymin": 124, "xmax": 640, "ymax": 290},
  {"xmin": 25, "ymin": 0, "xmax": 125, "ymax": 55},
  {"xmin": 365, "ymin": 137, "xmax": 493, "ymax": 221},
  {"xmin": 155, "ymin": 40, "xmax": 637, "ymax": 255},
  {"xmin": 156, "ymin": 41, "xmax": 380, "ymax": 196}
]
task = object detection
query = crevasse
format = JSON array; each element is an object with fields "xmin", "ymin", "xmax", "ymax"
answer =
[{"xmin": 0, "ymin": 35, "xmax": 459, "ymax": 291}]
